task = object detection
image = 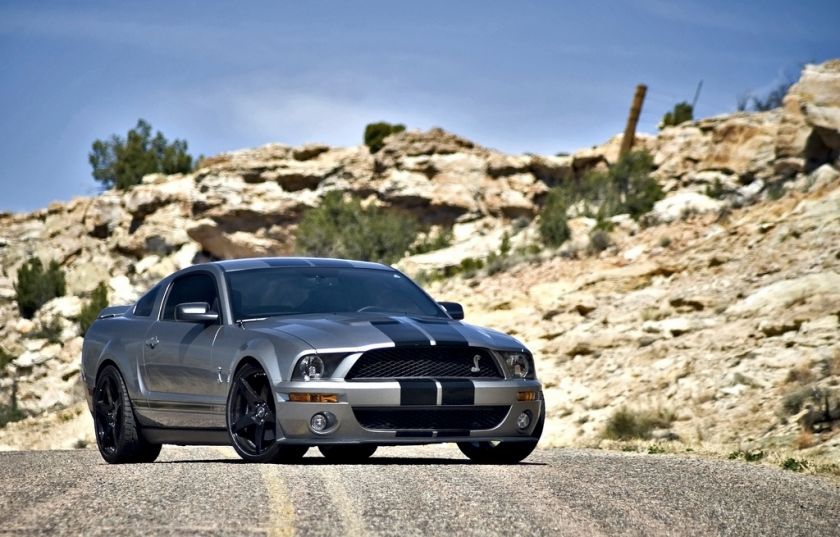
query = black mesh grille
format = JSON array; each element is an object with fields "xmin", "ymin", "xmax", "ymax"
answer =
[
  {"xmin": 353, "ymin": 406, "xmax": 509, "ymax": 431},
  {"xmin": 346, "ymin": 347, "xmax": 502, "ymax": 379}
]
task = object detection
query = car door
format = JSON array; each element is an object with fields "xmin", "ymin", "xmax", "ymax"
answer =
[{"xmin": 141, "ymin": 271, "xmax": 228, "ymax": 428}]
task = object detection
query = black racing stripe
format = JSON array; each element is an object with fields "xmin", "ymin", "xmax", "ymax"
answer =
[
  {"xmin": 439, "ymin": 379, "xmax": 475, "ymax": 405},
  {"xmin": 372, "ymin": 320, "xmax": 430, "ymax": 346},
  {"xmin": 412, "ymin": 319, "xmax": 469, "ymax": 346},
  {"xmin": 398, "ymin": 379, "xmax": 438, "ymax": 406},
  {"xmin": 395, "ymin": 430, "xmax": 435, "ymax": 438},
  {"xmin": 435, "ymin": 430, "xmax": 470, "ymax": 437}
]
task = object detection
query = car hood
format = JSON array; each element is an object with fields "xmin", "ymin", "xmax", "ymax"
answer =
[{"xmin": 246, "ymin": 312, "xmax": 526, "ymax": 353}]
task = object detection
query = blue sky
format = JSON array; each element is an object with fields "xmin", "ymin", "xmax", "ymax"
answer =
[{"xmin": 0, "ymin": 0, "xmax": 837, "ymax": 212}]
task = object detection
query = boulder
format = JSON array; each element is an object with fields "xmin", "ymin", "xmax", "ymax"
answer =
[
  {"xmin": 649, "ymin": 192, "xmax": 724, "ymax": 223},
  {"xmin": 777, "ymin": 60, "xmax": 840, "ymax": 167},
  {"xmin": 728, "ymin": 272, "xmax": 840, "ymax": 316}
]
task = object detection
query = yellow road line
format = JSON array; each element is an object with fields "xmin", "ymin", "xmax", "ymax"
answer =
[
  {"xmin": 259, "ymin": 464, "xmax": 296, "ymax": 537},
  {"xmin": 213, "ymin": 447, "xmax": 296, "ymax": 537},
  {"xmin": 317, "ymin": 468, "xmax": 366, "ymax": 536}
]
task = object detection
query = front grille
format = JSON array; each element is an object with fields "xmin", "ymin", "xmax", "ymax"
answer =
[
  {"xmin": 353, "ymin": 406, "xmax": 510, "ymax": 431},
  {"xmin": 346, "ymin": 347, "xmax": 502, "ymax": 379}
]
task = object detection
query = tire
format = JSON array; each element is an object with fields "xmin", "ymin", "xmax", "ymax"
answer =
[
  {"xmin": 226, "ymin": 362, "xmax": 308, "ymax": 463},
  {"xmin": 457, "ymin": 406, "xmax": 544, "ymax": 464},
  {"xmin": 93, "ymin": 365, "xmax": 162, "ymax": 464},
  {"xmin": 318, "ymin": 444, "xmax": 377, "ymax": 463}
]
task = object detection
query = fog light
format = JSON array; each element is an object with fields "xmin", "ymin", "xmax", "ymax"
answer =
[
  {"xmin": 516, "ymin": 411, "xmax": 532, "ymax": 430},
  {"xmin": 310, "ymin": 413, "xmax": 328, "ymax": 432}
]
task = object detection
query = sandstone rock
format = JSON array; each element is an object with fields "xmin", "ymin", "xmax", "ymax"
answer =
[
  {"xmin": 777, "ymin": 60, "xmax": 840, "ymax": 163},
  {"xmin": 650, "ymin": 192, "xmax": 724, "ymax": 223},
  {"xmin": 38, "ymin": 296, "xmax": 82, "ymax": 320},
  {"xmin": 729, "ymin": 272, "xmax": 840, "ymax": 316},
  {"xmin": 15, "ymin": 319, "xmax": 35, "ymax": 335}
]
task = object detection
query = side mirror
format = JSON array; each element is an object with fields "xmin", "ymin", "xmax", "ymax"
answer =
[
  {"xmin": 175, "ymin": 302, "xmax": 219, "ymax": 323},
  {"xmin": 438, "ymin": 301, "xmax": 464, "ymax": 320}
]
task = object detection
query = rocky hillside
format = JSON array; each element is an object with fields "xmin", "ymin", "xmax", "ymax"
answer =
[{"xmin": 0, "ymin": 60, "xmax": 838, "ymax": 459}]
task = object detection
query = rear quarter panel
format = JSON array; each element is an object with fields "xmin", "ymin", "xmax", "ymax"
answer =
[{"xmin": 82, "ymin": 315, "xmax": 151, "ymax": 409}]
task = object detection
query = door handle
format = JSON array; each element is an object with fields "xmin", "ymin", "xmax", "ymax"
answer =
[{"xmin": 145, "ymin": 336, "xmax": 159, "ymax": 349}]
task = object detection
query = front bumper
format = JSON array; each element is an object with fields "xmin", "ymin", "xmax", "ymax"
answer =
[{"xmin": 271, "ymin": 378, "xmax": 544, "ymax": 444}]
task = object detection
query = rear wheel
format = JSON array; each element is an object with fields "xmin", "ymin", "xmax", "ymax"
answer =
[
  {"xmin": 457, "ymin": 406, "xmax": 544, "ymax": 464},
  {"xmin": 93, "ymin": 365, "xmax": 161, "ymax": 464},
  {"xmin": 227, "ymin": 362, "xmax": 308, "ymax": 463},
  {"xmin": 318, "ymin": 444, "xmax": 377, "ymax": 463}
]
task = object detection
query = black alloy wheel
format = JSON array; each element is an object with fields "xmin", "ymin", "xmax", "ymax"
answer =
[
  {"xmin": 93, "ymin": 365, "xmax": 161, "ymax": 464},
  {"xmin": 227, "ymin": 362, "xmax": 308, "ymax": 463}
]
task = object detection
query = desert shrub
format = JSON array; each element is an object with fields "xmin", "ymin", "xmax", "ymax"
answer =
[
  {"xmin": 538, "ymin": 151, "xmax": 662, "ymax": 248},
  {"xmin": 0, "ymin": 348, "xmax": 14, "ymax": 371},
  {"xmin": 15, "ymin": 258, "xmax": 66, "ymax": 319},
  {"xmin": 781, "ymin": 457, "xmax": 808, "ymax": 472},
  {"xmin": 296, "ymin": 191, "xmax": 417, "ymax": 265},
  {"xmin": 660, "ymin": 102, "xmax": 693, "ymax": 128},
  {"xmin": 704, "ymin": 178, "xmax": 727, "ymax": 199},
  {"xmin": 603, "ymin": 407, "xmax": 674, "ymax": 440},
  {"xmin": 34, "ymin": 318, "xmax": 63, "ymax": 344},
  {"xmin": 79, "ymin": 282, "xmax": 109, "ymax": 336},
  {"xmin": 89, "ymin": 119, "xmax": 193, "ymax": 190},
  {"xmin": 364, "ymin": 122, "xmax": 406, "ymax": 153},
  {"xmin": 410, "ymin": 227, "xmax": 453, "ymax": 255},
  {"xmin": 658, "ymin": 236, "xmax": 672, "ymax": 248},
  {"xmin": 538, "ymin": 188, "xmax": 572, "ymax": 247},
  {"xmin": 588, "ymin": 230, "xmax": 611, "ymax": 254},
  {"xmin": 0, "ymin": 380, "xmax": 23, "ymax": 427}
]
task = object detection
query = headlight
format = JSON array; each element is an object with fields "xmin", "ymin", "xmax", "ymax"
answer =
[
  {"xmin": 292, "ymin": 353, "xmax": 347, "ymax": 381},
  {"xmin": 297, "ymin": 355, "xmax": 324, "ymax": 381},
  {"xmin": 500, "ymin": 351, "xmax": 535, "ymax": 379}
]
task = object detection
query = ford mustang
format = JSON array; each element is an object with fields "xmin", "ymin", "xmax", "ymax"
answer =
[{"xmin": 82, "ymin": 257, "xmax": 544, "ymax": 464}]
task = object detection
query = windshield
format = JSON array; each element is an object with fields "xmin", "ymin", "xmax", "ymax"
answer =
[{"xmin": 226, "ymin": 267, "xmax": 446, "ymax": 320}]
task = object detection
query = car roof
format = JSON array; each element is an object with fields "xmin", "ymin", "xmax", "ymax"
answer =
[{"xmin": 211, "ymin": 257, "xmax": 393, "ymax": 273}]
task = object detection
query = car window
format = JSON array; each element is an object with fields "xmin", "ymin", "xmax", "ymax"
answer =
[
  {"xmin": 133, "ymin": 284, "xmax": 160, "ymax": 317},
  {"xmin": 227, "ymin": 267, "xmax": 446, "ymax": 320},
  {"xmin": 162, "ymin": 273, "xmax": 220, "ymax": 321}
]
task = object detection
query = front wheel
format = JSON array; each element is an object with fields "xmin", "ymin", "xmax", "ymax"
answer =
[
  {"xmin": 457, "ymin": 407, "xmax": 544, "ymax": 464},
  {"xmin": 318, "ymin": 444, "xmax": 377, "ymax": 463},
  {"xmin": 226, "ymin": 362, "xmax": 308, "ymax": 463},
  {"xmin": 93, "ymin": 365, "xmax": 161, "ymax": 464}
]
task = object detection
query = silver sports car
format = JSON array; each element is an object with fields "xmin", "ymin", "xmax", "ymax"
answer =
[{"xmin": 82, "ymin": 257, "xmax": 544, "ymax": 464}]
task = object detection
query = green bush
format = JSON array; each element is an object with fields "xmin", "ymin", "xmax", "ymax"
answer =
[
  {"xmin": 0, "ymin": 348, "xmax": 14, "ymax": 371},
  {"xmin": 14, "ymin": 258, "xmax": 66, "ymax": 319},
  {"xmin": 364, "ymin": 122, "xmax": 406, "ymax": 153},
  {"xmin": 34, "ymin": 318, "xmax": 63, "ymax": 344},
  {"xmin": 296, "ymin": 192, "xmax": 417, "ymax": 265},
  {"xmin": 603, "ymin": 407, "xmax": 674, "ymax": 440},
  {"xmin": 538, "ymin": 150, "xmax": 662, "ymax": 247},
  {"xmin": 89, "ymin": 119, "xmax": 194, "ymax": 190},
  {"xmin": 79, "ymin": 282, "xmax": 109, "ymax": 336},
  {"xmin": 660, "ymin": 102, "xmax": 693, "ymax": 128},
  {"xmin": 588, "ymin": 230, "xmax": 612, "ymax": 254},
  {"xmin": 410, "ymin": 227, "xmax": 453, "ymax": 255},
  {"xmin": 538, "ymin": 188, "xmax": 572, "ymax": 247},
  {"xmin": 781, "ymin": 457, "xmax": 808, "ymax": 472}
]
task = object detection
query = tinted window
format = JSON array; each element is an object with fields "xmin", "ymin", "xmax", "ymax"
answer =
[
  {"xmin": 133, "ymin": 284, "xmax": 160, "ymax": 317},
  {"xmin": 163, "ymin": 273, "xmax": 220, "ymax": 321},
  {"xmin": 227, "ymin": 267, "xmax": 445, "ymax": 320}
]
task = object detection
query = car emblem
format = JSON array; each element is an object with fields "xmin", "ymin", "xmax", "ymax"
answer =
[{"xmin": 471, "ymin": 354, "xmax": 482, "ymax": 373}]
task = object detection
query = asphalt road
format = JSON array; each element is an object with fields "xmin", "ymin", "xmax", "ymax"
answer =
[{"xmin": 0, "ymin": 445, "xmax": 838, "ymax": 537}]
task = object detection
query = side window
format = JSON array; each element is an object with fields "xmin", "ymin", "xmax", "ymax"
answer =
[
  {"xmin": 162, "ymin": 273, "xmax": 220, "ymax": 321},
  {"xmin": 134, "ymin": 284, "xmax": 160, "ymax": 317}
]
